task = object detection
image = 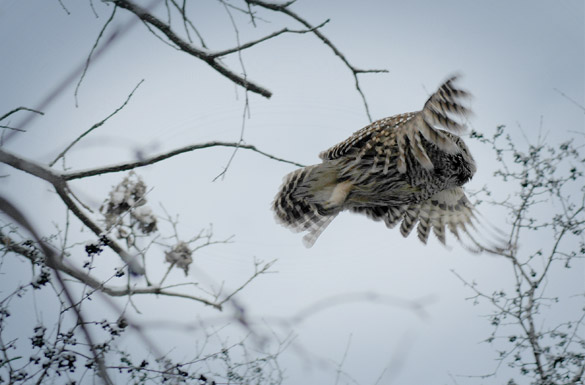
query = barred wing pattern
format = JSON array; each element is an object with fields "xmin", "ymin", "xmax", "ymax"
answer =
[{"xmin": 399, "ymin": 187, "xmax": 493, "ymax": 251}]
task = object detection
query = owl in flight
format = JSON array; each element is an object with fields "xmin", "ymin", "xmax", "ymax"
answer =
[{"xmin": 273, "ymin": 75, "xmax": 495, "ymax": 250}]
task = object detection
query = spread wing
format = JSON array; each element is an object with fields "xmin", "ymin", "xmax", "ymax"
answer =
[
  {"xmin": 398, "ymin": 187, "xmax": 504, "ymax": 252},
  {"xmin": 319, "ymin": 75, "xmax": 471, "ymax": 173}
]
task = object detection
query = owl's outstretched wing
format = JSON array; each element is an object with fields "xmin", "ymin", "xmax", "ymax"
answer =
[{"xmin": 398, "ymin": 187, "xmax": 505, "ymax": 252}]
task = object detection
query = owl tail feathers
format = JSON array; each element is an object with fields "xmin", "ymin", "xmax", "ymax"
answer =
[
  {"xmin": 272, "ymin": 165, "xmax": 340, "ymax": 248},
  {"xmin": 301, "ymin": 214, "xmax": 337, "ymax": 247}
]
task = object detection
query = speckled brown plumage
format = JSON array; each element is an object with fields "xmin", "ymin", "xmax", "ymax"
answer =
[{"xmin": 273, "ymin": 75, "xmax": 490, "ymax": 249}]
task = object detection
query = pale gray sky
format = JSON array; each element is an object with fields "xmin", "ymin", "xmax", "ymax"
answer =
[{"xmin": 1, "ymin": 1, "xmax": 584, "ymax": 384}]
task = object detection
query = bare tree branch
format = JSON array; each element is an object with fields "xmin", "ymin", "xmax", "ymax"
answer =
[
  {"xmin": 554, "ymin": 88, "xmax": 585, "ymax": 113},
  {"xmin": 208, "ymin": 19, "xmax": 330, "ymax": 59},
  {"xmin": 74, "ymin": 4, "xmax": 118, "ymax": 107},
  {"xmin": 0, "ymin": 125, "xmax": 26, "ymax": 133},
  {"xmin": 289, "ymin": 292, "xmax": 434, "ymax": 324},
  {"xmin": 0, "ymin": 106, "xmax": 44, "ymax": 123},
  {"xmin": 0, "ymin": 147, "xmax": 145, "ymax": 274},
  {"xmin": 63, "ymin": 141, "xmax": 305, "ymax": 180},
  {"xmin": 218, "ymin": 259, "xmax": 275, "ymax": 306},
  {"xmin": 56, "ymin": 0, "xmax": 71, "ymax": 15},
  {"xmin": 51, "ymin": 79, "xmax": 144, "ymax": 167},
  {"xmin": 246, "ymin": 0, "xmax": 389, "ymax": 121},
  {"xmin": 167, "ymin": 0, "xmax": 206, "ymax": 47},
  {"xmin": 108, "ymin": 0, "xmax": 273, "ymax": 98},
  {"xmin": 0, "ymin": 228, "xmax": 221, "ymax": 310}
]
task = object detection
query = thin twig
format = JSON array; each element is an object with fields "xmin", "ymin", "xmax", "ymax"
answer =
[
  {"xmin": 51, "ymin": 79, "xmax": 145, "ymax": 167},
  {"xmin": 74, "ymin": 4, "xmax": 118, "ymax": 106},
  {"xmin": 334, "ymin": 333, "xmax": 352, "ymax": 385},
  {"xmin": 0, "ymin": 125, "xmax": 26, "ymax": 132},
  {"xmin": 56, "ymin": 0, "xmax": 71, "ymax": 15},
  {"xmin": 218, "ymin": 259, "xmax": 275, "ymax": 306},
  {"xmin": 168, "ymin": 0, "xmax": 207, "ymax": 47},
  {"xmin": 289, "ymin": 292, "xmax": 434, "ymax": 324},
  {"xmin": 212, "ymin": 1, "xmax": 251, "ymax": 181},
  {"xmin": 208, "ymin": 20, "xmax": 330, "ymax": 58},
  {"xmin": 554, "ymin": 88, "xmax": 585, "ymax": 113},
  {"xmin": 0, "ymin": 106, "xmax": 44, "ymax": 122}
]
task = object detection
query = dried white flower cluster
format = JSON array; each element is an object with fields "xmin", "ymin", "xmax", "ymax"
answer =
[
  {"xmin": 164, "ymin": 242, "xmax": 193, "ymax": 275},
  {"xmin": 101, "ymin": 172, "xmax": 157, "ymax": 248}
]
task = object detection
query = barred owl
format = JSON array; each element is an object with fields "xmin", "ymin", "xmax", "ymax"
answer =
[{"xmin": 273, "ymin": 75, "xmax": 493, "ymax": 250}]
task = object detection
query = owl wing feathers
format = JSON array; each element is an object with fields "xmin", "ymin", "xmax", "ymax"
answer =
[
  {"xmin": 398, "ymin": 187, "xmax": 473, "ymax": 244},
  {"xmin": 350, "ymin": 187, "xmax": 501, "ymax": 251},
  {"xmin": 423, "ymin": 75, "xmax": 471, "ymax": 126},
  {"xmin": 399, "ymin": 187, "xmax": 505, "ymax": 252},
  {"xmin": 421, "ymin": 75, "xmax": 471, "ymax": 135},
  {"xmin": 415, "ymin": 188, "xmax": 471, "ymax": 245},
  {"xmin": 350, "ymin": 205, "xmax": 408, "ymax": 229},
  {"xmin": 319, "ymin": 75, "xmax": 470, "ymax": 174},
  {"xmin": 398, "ymin": 74, "xmax": 471, "ymax": 171}
]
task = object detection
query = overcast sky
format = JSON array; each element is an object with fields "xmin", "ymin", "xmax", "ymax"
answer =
[{"xmin": 1, "ymin": 1, "xmax": 584, "ymax": 384}]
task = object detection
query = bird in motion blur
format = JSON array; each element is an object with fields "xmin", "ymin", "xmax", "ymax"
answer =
[{"xmin": 273, "ymin": 75, "xmax": 494, "ymax": 250}]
